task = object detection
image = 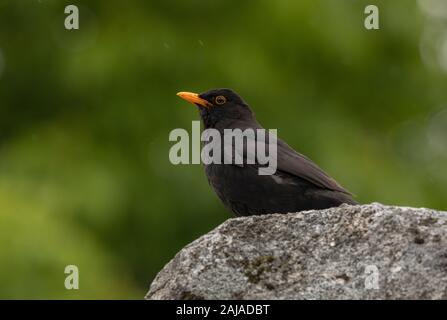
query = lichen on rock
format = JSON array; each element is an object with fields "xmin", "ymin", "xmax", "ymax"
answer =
[{"xmin": 146, "ymin": 203, "xmax": 447, "ymax": 300}]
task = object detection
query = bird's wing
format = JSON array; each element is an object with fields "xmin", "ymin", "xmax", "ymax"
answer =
[
  {"xmin": 226, "ymin": 128, "xmax": 351, "ymax": 194},
  {"xmin": 275, "ymin": 138, "xmax": 351, "ymax": 194}
]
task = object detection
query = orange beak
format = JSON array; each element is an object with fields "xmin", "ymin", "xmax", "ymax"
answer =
[{"xmin": 176, "ymin": 91, "xmax": 210, "ymax": 107}]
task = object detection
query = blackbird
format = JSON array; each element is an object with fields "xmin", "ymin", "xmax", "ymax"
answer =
[{"xmin": 177, "ymin": 88, "xmax": 357, "ymax": 216}]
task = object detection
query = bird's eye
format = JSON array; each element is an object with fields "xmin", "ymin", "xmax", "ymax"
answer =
[{"xmin": 215, "ymin": 95, "xmax": 227, "ymax": 105}]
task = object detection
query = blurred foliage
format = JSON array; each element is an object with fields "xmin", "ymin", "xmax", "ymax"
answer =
[{"xmin": 0, "ymin": 0, "xmax": 446, "ymax": 298}]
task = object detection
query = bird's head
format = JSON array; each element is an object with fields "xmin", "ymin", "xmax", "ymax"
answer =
[{"xmin": 177, "ymin": 88, "xmax": 254, "ymax": 128}]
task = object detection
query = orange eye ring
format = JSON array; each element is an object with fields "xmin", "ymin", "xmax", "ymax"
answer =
[{"xmin": 215, "ymin": 95, "xmax": 227, "ymax": 105}]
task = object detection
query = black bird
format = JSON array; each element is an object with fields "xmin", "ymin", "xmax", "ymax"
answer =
[{"xmin": 177, "ymin": 88, "xmax": 357, "ymax": 216}]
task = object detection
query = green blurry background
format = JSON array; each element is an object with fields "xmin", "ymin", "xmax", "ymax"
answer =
[{"xmin": 0, "ymin": 0, "xmax": 446, "ymax": 299}]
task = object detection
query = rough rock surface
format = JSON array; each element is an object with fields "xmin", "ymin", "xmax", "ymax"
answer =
[{"xmin": 146, "ymin": 203, "xmax": 447, "ymax": 299}]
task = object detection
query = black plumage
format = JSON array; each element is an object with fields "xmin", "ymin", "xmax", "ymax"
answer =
[{"xmin": 177, "ymin": 88, "xmax": 357, "ymax": 216}]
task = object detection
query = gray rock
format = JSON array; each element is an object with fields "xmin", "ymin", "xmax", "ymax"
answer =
[{"xmin": 146, "ymin": 203, "xmax": 447, "ymax": 299}]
